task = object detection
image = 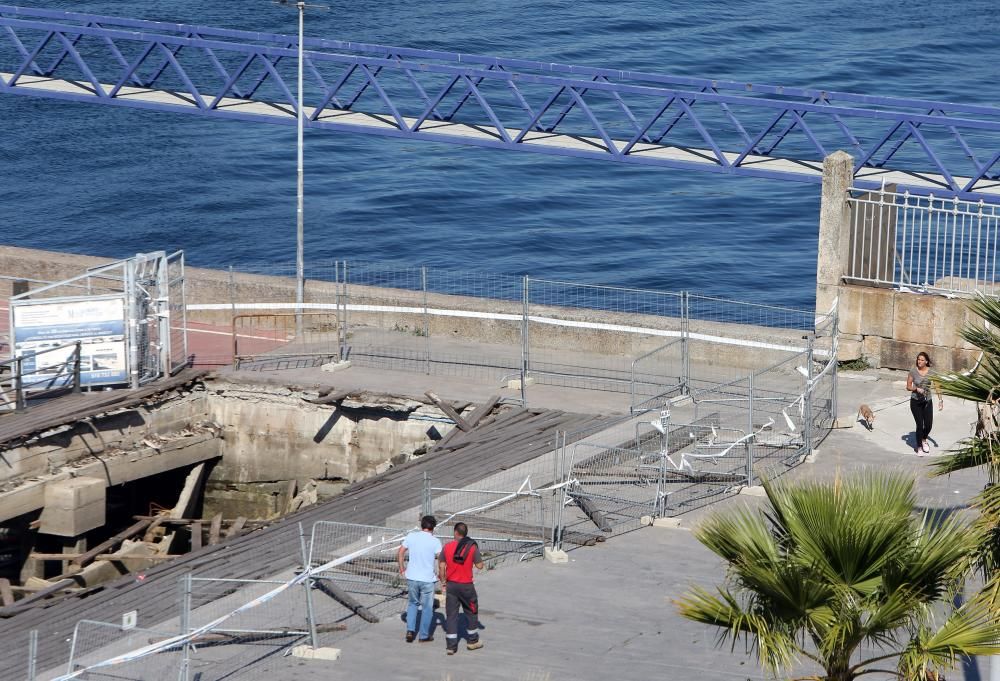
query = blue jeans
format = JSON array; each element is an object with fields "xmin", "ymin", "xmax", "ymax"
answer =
[{"xmin": 405, "ymin": 579, "xmax": 436, "ymax": 639}]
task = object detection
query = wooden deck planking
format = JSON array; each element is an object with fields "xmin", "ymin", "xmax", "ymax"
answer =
[
  {"xmin": 0, "ymin": 406, "xmax": 613, "ymax": 673},
  {"xmin": 0, "ymin": 369, "xmax": 208, "ymax": 448}
]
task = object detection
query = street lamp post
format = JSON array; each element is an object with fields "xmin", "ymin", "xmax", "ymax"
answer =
[
  {"xmin": 294, "ymin": 0, "xmax": 304, "ymax": 335},
  {"xmin": 276, "ymin": 0, "xmax": 312, "ymax": 334}
]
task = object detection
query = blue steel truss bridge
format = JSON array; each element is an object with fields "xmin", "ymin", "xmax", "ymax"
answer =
[{"xmin": 1, "ymin": 5, "xmax": 1000, "ymax": 203}]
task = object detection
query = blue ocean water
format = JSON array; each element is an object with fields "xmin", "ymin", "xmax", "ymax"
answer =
[{"xmin": 1, "ymin": 1, "xmax": 997, "ymax": 308}]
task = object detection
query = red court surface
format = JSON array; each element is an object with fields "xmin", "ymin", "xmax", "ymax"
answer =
[{"xmin": 0, "ymin": 296, "xmax": 285, "ymax": 369}]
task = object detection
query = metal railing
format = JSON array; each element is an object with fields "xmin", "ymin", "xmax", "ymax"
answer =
[
  {"xmin": 0, "ymin": 341, "xmax": 82, "ymax": 412},
  {"xmin": 847, "ymin": 184, "xmax": 1000, "ymax": 296}
]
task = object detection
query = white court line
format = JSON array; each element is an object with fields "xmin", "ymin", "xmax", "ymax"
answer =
[{"xmin": 187, "ymin": 326, "xmax": 289, "ymax": 342}]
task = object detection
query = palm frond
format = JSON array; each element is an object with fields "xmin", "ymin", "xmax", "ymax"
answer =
[
  {"xmin": 694, "ymin": 507, "xmax": 779, "ymax": 567},
  {"xmin": 896, "ymin": 593, "xmax": 1000, "ymax": 679},
  {"xmin": 674, "ymin": 586, "xmax": 799, "ymax": 672},
  {"xmin": 929, "ymin": 436, "xmax": 998, "ymax": 476}
]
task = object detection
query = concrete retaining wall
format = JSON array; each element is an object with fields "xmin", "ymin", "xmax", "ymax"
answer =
[{"xmin": 0, "ymin": 245, "xmax": 815, "ymax": 373}]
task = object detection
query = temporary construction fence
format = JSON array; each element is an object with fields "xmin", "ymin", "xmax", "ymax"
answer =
[
  {"xmin": 33, "ymin": 499, "xmax": 548, "ymax": 680},
  {"xmin": 191, "ymin": 260, "xmax": 831, "ymax": 409},
  {"xmin": 553, "ymin": 329, "xmax": 838, "ymax": 541},
  {"xmin": 231, "ymin": 312, "xmax": 341, "ymax": 370}
]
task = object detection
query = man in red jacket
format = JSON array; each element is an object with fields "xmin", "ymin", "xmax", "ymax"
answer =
[{"xmin": 438, "ymin": 522, "xmax": 485, "ymax": 655}]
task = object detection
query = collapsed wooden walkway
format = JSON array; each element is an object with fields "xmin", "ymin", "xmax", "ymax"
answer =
[
  {"xmin": 0, "ymin": 404, "xmax": 612, "ymax": 674},
  {"xmin": 0, "ymin": 369, "xmax": 208, "ymax": 448}
]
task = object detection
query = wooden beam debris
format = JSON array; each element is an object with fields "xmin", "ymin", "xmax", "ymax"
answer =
[
  {"xmin": 464, "ymin": 394, "xmax": 502, "ymax": 429},
  {"xmin": 208, "ymin": 514, "xmax": 223, "ymax": 546},
  {"xmin": 71, "ymin": 518, "xmax": 154, "ymax": 568},
  {"xmin": 305, "ymin": 389, "xmax": 352, "ymax": 405},
  {"xmin": 312, "ymin": 578, "xmax": 381, "ymax": 623},
  {"xmin": 424, "ymin": 391, "xmax": 472, "ymax": 432}
]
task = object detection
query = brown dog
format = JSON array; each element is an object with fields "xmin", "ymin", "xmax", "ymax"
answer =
[{"xmin": 858, "ymin": 404, "xmax": 875, "ymax": 431}]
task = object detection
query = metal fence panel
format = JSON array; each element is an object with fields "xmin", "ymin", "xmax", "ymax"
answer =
[
  {"xmin": 62, "ymin": 620, "xmax": 183, "ymax": 681},
  {"xmin": 166, "ymin": 251, "xmax": 188, "ymax": 374},
  {"xmin": 232, "ymin": 312, "xmax": 340, "ymax": 370},
  {"xmin": 526, "ymin": 278, "xmax": 684, "ymax": 394}
]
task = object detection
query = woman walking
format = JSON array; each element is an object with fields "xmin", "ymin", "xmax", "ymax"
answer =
[{"xmin": 906, "ymin": 351, "xmax": 943, "ymax": 454}]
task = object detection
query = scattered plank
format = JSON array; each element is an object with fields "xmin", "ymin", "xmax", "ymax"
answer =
[
  {"xmin": 71, "ymin": 518, "xmax": 154, "ymax": 568},
  {"xmin": 0, "ymin": 578, "xmax": 81, "ymax": 617},
  {"xmin": 571, "ymin": 493, "xmax": 613, "ymax": 533},
  {"xmin": 94, "ymin": 554, "xmax": 173, "ymax": 563},
  {"xmin": 305, "ymin": 389, "xmax": 351, "ymax": 405},
  {"xmin": 191, "ymin": 522, "xmax": 203, "ymax": 551},
  {"xmin": 464, "ymin": 394, "xmax": 502, "ymax": 429},
  {"xmin": 312, "ymin": 578, "xmax": 381, "ymax": 623},
  {"xmin": 424, "ymin": 391, "xmax": 472, "ymax": 432},
  {"xmin": 224, "ymin": 517, "xmax": 247, "ymax": 539},
  {"xmin": 150, "ymin": 622, "xmax": 347, "ymax": 646},
  {"xmin": 208, "ymin": 514, "xmax": 223, "ymax": 546},
  {"xmin": 0, "ymin": 579, "xmax": 13, "ymax": 607},
  {"xmin": 142, "ymin": 517, "xmax": 166, "ymax": 543},
  {"xmin": 284, "ymin": 480, "xmax": 298, "ymax": 514}
]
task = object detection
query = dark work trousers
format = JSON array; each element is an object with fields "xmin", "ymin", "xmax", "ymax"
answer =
[
  {"xmin": 911, "ymin": 398, "xmax": 934, "ymax": 442},
  {"xmin": 445, "ymin": 581, "xmax": 480, "ymax": 641}
]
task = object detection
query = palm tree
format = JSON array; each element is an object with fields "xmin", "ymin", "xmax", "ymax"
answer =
[
  {"xmin": 931, "ymin": 295, "xmax": 1000, "ymax": 599},
  {"xmin": 675, "ymin": 471, "xmax": 1000, "ymax": 681}
]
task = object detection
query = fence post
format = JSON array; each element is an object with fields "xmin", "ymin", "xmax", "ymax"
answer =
[
  {"xmin": 421, "ymin": 266, "xmax": 430, "ymax": 375},
  {"xmin": 681, "ymin": 291, "xmax": 690, "ymax": 395},
  {"xmin": 298, "ymin": 522, "xmax": 319, "ymax": 649},
  {"xmin": 14, "ymin": 357, "xmax": 25, "ymax": 411},
  {"xmin": 520, "ymin": 275, "xmax": 530, "ymax": 406},
  {"xmin": 657, "ymin": 409, "xmax": 670, "ymax": 517},
  {"xmin": 178, "ymin": 573, "xmax": 192, "ymax": 681},
  {"xmin": 804, "ymin": 335, "xmax": 815, "ymax": 457},
  {"xmin": 421, "ymin": 472, "xmax": 432, "ymax": 517},
  {"xmin": 553, "ymin": 431, "xmax": 568, "ymax": 551},
  {"xmin": 831, "ymin": 311, "xmax": 839, "ymax": 421},
  {"xmin": 342, "ymin": 261, "xmax": 350, "ymax": 351},
  {"xmin": 334, "ymin": 260, "xmax": 342, "ymax": 359},
  {"xmin": 125, "ymin": 258, "xmax": 140, "ymax": 389},
  {"xmin": 26, "ymin": 629, "xmax": 37, "ymax": 681},
  {"xmin": 746, "ymin": 373, "xmax": 754, "ymax": 488},
  {"xmin": 72, "ymin": 342, "xmax": 82, "ymax": 393}
]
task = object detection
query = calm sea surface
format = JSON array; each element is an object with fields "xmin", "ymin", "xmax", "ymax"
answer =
[{"xmin": 1, "ymin": 1, "xmax": 997, "ymax": 308}]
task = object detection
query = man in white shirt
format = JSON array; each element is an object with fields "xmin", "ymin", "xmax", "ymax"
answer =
[{"xmin": 396, "ymin": 515, "xmax": 443, "ymax": 642}]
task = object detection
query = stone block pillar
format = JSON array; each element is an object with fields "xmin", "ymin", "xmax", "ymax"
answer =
[
  {"xmin": 39, "ymin": 477, "xmax": 106, "ymax": 537},
  {"xmin": 815, "ymin": 150, "xmax": 855, "ymax": 316},
  {"xmin": 814, "ymin": 151, "xmax": 859, "ymax": 359}
]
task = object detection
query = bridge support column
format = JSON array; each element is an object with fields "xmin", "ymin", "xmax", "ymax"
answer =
[{"xmin": 815, "ymin": 150, "xmax": 854, "ymax": 356}]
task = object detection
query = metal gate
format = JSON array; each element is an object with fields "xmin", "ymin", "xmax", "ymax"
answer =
[{"xmin": 166, "ymin": 251, "xmax": 188, "ymax": 375}]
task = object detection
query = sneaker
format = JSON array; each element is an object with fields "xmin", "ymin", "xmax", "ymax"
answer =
[
  {"xmin": 466, "ymin": 639, "xmax": 484, "ymax": 651},
  {"xmin": 922, "ymin": 441, "xmax": 930, "ymax": 453},
  {"xmin": 405, "ymin": 631, "xmax": 416, "ymax": 643}
]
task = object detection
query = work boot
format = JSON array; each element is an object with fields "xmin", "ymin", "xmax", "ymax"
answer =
[
  {"xmin": 446, "ymin": 643, "xmax": 458, "ymax": 655},
  {"xmin": 405, "ymin": 631, "xmax": 416, "ymax": 643},
  {"xmin": 466, "ymin": 636, "xmax": 483, "ymax": 651}
]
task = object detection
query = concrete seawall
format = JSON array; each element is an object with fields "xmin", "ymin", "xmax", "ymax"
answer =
[{"xmin": 0, "ymin": 245, "xmax": 822, "ymax": 372}]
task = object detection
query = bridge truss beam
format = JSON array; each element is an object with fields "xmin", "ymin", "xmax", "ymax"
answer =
[{"xmin": 1, "ymin": 5, "xmax": 1000, "ymax": 202}]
